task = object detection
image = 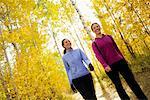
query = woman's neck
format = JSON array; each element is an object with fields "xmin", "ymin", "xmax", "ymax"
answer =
[
  {"xmin": 66, "ymin": 48, "xmax": 73, "ymax": 52},
  {"xmin": 96, "ymin": 33, "xmax": 103, "ymax": 38}
]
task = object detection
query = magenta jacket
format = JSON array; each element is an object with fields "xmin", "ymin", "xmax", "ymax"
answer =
[{"xmin": 92, "ymin": 34, "xmax": 124, "ymax": 68}]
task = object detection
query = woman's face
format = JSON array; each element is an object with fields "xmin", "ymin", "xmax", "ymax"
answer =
[
  {"xmin": 92, "ymin": 23, "xmax": 101, "ymax": 35},
  {"xmin": 63, "ymin": 39, "xmax": 71, "ymax": 49}
]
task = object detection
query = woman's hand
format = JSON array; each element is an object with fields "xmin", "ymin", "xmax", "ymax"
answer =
[
  {"xmin": 88, "ymin": 63, "xmax": 94, "ymax": 71},
  {"xmin": 105, "ymin": 65, "xmax": 112, "ymax": 72},
  {"xmin": 71, "ymin": 84, "xmax": 77, "ymax": 93}
]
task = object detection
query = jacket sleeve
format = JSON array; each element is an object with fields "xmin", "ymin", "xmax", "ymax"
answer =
[
  {"xmin": 92, "ymin": 42, "xmax": 108, "ymax": 68},
  {"xmin": 79, "ymin": 49, "xmax": 91, "ymax": 66},
  {"xmin": 62, "ymin": 57, "xmax": 72, "ymax": 85}
]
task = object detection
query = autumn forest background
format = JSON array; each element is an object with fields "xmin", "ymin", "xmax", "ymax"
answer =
[{"xmin": 0, "ymin": 0, "xmax": 150, "ymax": 99}]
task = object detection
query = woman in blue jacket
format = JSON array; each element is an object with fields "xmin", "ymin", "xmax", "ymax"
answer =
[{"xmin": 62, "ymin": 39, "xmax": 97, "ymax": 100}]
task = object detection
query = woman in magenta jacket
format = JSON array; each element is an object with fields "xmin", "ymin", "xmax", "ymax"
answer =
[{"xmin": 91, "ymin": 22, "xmax": 147, "ymax": 100}]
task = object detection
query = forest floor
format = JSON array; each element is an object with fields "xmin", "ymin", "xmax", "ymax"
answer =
[{"xmin": 73, "ymin": 67, "xmax": 150, "ymax": 100}]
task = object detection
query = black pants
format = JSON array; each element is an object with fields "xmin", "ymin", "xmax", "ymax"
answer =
[
  {"xmin": 72, "ymin": 73, "xmax": 97, "ymax": 100},
  {"xmin": 106, "ymin": 59, "xmax": 147, "ymax": 100}
]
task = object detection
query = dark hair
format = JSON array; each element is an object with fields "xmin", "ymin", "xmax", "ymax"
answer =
[
  {"xmin": 62, "ymin": 39, "xmax": 67, "ymax": 54},
  {"xmin": 91, "ymin": 23, "xmax": 100, "ymax": 31}
]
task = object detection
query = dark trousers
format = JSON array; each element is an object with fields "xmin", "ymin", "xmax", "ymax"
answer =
[
  {"xmin": 106, "ymin": 59, "xmax": 147, "ymax": 100},
  {"xmin": 72, "ymin": 73, "xmax": 97, "ymax": 100}
]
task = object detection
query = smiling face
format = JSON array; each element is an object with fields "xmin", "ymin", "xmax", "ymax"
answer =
[
  {"xmin": 62, "ymin": 39, "xmax": 72, "ymax": 50},
  {"xmin": 91, "ymin": 23, "xmax": 101, "ymax": 35}
]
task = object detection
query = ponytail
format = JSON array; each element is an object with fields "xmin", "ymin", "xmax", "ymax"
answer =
[
  {"xmin": 62, "ymin": 39, "xmax": 67, "ymax": 54},
  {"xmin": 64, "ymin": 48, "xmax": 66, "ymax": 54}
]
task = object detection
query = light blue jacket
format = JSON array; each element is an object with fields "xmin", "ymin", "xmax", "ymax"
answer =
[{"xmin": 62, "ymin": 48, "xmax": 91, "ymax": 84}]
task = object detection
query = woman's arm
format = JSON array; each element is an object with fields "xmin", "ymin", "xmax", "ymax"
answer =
[
  {"xmin": 92, "ymin": 42, "xmax": 108, "ymax": 68},
  {"xmin": 62, "ymin": 57, "xmax": 72, "ymax": 85},
  {"xmin": 62, "ymin": 57, "xmax": 77, "ymax": 93},
  {"xmin": 79, "ymin": 49, "xmax": 91, "ymax": 66},
  {"xmin": 79, "ymin": 49, "xmax": 94, "ymax": 71}
]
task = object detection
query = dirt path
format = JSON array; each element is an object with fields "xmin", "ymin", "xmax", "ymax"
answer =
[
  {"xmin": 73, "ymin": 77, "xmax": 120, "ymax": 100},
  {"xmin": 73, "ymin": 68, "xmax": 150, "ymax": 100}
]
